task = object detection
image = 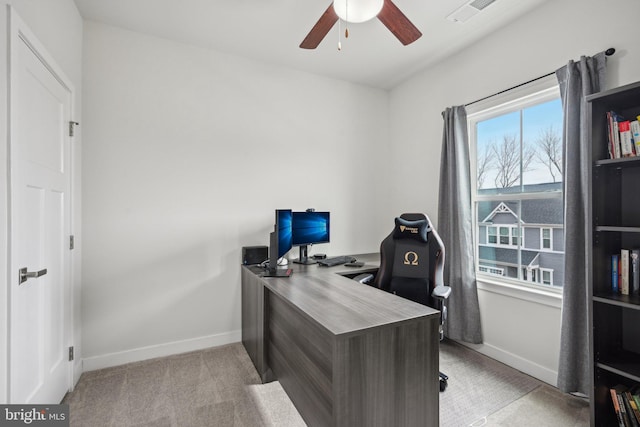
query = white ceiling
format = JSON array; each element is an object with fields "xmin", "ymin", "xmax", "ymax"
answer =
[{"xmin": 72, "ymin": 0, "xmax": 550, "ymax": 89}]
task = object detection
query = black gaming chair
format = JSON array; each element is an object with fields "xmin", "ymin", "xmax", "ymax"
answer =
[{"xmin": 372, "ymin": 213, "xmax": 452, "ymax": 391}]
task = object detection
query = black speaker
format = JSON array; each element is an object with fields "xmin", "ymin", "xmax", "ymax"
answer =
[{"xmin": 242, "ymin": 246, "xmax": 268, "ymax": 265}]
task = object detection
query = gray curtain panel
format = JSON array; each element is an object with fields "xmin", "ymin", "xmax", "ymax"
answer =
[
  {"xmin": 438, "ymin": 106, "xmax": 483, "ymax": 344},
  {"xmin": 555, "ymin": 52, "xmax": 607, "ymax": 394}
]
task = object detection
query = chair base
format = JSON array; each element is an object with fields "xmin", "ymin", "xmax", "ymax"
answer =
[{"xmin": 439, "ymin": 371, "xmax": 448, "ymax": 392}]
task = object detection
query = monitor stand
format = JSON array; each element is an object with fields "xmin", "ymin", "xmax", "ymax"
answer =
[
  {"xmin": 294, "ymin": 245, "xmax": 317, "ymax": 265},
  {"xmin": 263, "ymin": 268, "xmax": 292, "ymax": 277}
]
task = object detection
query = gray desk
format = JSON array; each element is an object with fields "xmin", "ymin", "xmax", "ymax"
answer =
[{"xmin": 241, "ymin": 253, "xmax": 439, "ymax": 427}]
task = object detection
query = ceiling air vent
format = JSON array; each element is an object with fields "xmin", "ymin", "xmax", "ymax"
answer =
[
  {"xmin": 469, "ymin": 0, "xmax": 497, "ymax": 10},
  {"xmin": 446, "ymin": 0, "xmax": 497, "ymax": 23}
]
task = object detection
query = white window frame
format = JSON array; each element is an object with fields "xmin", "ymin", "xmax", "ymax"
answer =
[
  {"xmin": 541, "ymin": 268, "xmax": 553, "ymax": 286},
  {"xmin": 484, "ymin": 224, "xmax": 523, "ymax": 248},
  {"xmin": 511, "ymin": 226, "xmax": 520, "ymax": 246},
  {"xmin": 479, "ymin": 265, "xmax": 505, "ymax": 276},
  {"xmin": 541, "ymin": 227, "xmax": 552, "ymax": 250},
  {"xmin": 469, "ymin": 74, "xmax": 563, "ymax": 294},
  {"xmin": 487, "ymin": 226, "xmax": 497, "ymax": 244}
]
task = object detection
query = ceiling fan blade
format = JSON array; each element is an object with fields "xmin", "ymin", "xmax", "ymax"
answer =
[
  {"xmin": 300, "ymin": 3, "xmax": 339, "ymax": 49},
  {"xmin": 377, "ymin": 0, "xmax": 422, "ymax": 45}
]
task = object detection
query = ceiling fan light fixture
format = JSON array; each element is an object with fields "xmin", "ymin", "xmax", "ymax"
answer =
[{"xmin": 333, "ymin": 0, "xmax": 384, "ymax": 23}]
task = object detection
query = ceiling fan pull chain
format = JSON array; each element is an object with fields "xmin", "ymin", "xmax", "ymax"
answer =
[{"xmin": 345, "ymin": 0, "xmax": 349, "ymax": 38}]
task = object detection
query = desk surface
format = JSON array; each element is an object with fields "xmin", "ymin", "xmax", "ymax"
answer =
[{"xmin": 248, "ymin": 252, "xmax": 438, "ymax": 337}]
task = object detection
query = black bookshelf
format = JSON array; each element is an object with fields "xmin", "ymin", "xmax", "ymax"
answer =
[{"xmin": 588, "ymin": 80, "xmax": 640, "ymax": 426}]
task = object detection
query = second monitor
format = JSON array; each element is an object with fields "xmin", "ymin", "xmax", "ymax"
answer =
[{"xmin": 292, "ymin": 211, "xmax": 330, "ymax": 264}]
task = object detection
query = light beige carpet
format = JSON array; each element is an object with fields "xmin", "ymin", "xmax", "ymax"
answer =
[
  {"xmin": 246, "ymin": 382, "xmax": 306, "ymax": 426},
  {"xmin": 439, "ymin": 340, "xmax": 541, "ymax": 426},
  {"xmin": 482, "ymin": 384, "xmax": 590, "ymax": 427},
  {"xmin": 64, "ymin": 341, "xmax": 589, "ymax": 426}
]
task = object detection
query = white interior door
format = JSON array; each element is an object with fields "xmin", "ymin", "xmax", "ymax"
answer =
[{"xmin": 9, "ymin": 10, "xmax": 73, "ymax": 404}]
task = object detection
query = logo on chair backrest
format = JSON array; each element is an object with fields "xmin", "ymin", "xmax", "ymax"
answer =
[
  {"xmin": 403, "ymin": 251, "xmax": 419, "ymax": 266},
  {"xmin": 399, "ymin": 225, "xmax": 419, "ymax": 234}
]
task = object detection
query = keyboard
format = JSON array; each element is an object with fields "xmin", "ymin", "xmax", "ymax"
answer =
[{"xmin": 318, "ymin": 256, "xmax": 356, "ymax": 267}]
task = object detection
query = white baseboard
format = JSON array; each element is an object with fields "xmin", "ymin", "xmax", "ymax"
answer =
[
  {"xmin": 457, "ymin": 340, "xmax": 558, "ymax": 387},
  {"xmin": 82, "ymin": 330, "xmax": 242, "ymax": 372},
  {"xmin": 72, "ymin": 359, "xmax": 83, "ymax": 387}
]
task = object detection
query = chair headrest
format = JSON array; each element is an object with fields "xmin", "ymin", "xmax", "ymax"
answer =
[{"xmin": 393, "ymin": 217, "xmax": 430, "ymax": 243}]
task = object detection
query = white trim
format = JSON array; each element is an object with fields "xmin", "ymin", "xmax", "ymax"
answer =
[
  {"xmin": 540, "ymin": 227, "xmax": 553, "ymax": 251},
  {"xmin": 7, "ymin": 7, "xmax": 77, "ymax": 403},
  {"xmin": 483, "ymin": 224, "xmax": 523, "ymax": 248},
  {"xmin": 72, "ymin": 359, "xmax": 83, "ymax": 388},
  {"xmin": 487, "ymin": 225, "xmax": 497, "ymax": 244},
  {"xmin": 524, "ymin": 223, "xmax": 562, "ymax": 228},
  {"xmin": 477, "ymin": 276, "xmax": 562, "ymax": 308},
  {"xmin": 466, "ymin": 74, "xmax": 560, "ymax": 118},
  {"xmin": 470, "ymin": 76, "xmax": 564, "ymax": 291},
  {"xmin": 482, "ymin": 201, "xmax": 519, "ymax": 223},
  {"xmin": 478, "ymin": 265, "xmax": 504, "ymax": 276},
  {"xmin": 480, "ymin": 241, "xmax": 564, "ymax": 254},
  {"xmin": 475, "ymin": 191, "xmax": 562, "ymax": 202},
  {"xmin": 457, "ymin": 339, "xmax": 558, "ymax": 386},
  {"xmin": 82, "ymin": 330, "xmax": 242, "ymax": 372}
]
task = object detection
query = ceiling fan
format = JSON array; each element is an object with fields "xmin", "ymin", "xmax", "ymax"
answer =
[{"xmin": 300, "ymin": 0, "xmax": 422, "ymax": 49}]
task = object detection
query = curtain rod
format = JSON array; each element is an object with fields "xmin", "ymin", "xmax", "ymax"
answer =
[{"xmin": 464, "ymin": 47, "xmax": 616, "ymax": 108}]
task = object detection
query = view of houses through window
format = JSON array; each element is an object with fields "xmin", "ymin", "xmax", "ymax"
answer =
[{"xmin": 471, "ymin": 90, "xmax": 564, "ymax": 288}]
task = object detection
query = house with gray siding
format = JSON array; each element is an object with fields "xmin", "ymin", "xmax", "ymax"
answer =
[{"xmin": 477, "ymin": 183, "xmax": 564, "ymax": 287}]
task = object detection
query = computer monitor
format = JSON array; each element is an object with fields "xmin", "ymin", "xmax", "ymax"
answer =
[
  {"xmin": 292, "ymin": 211, "xmax": 330, "ymax": 264},
  {"xmin": 268, "ymin": 209, "xmax": 292, "ymax": 270}
]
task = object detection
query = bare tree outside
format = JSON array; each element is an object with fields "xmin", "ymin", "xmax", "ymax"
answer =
[
  {"xmin": 490, "ymin": 134, "xmax": 535, "ymax": 188},
  {"xmin": 534, "ymin": 125, "xmax": 563, "ymax": 182},
  {"xmin": 477, "ymin": 146, "xmax": 493, "ymax": 189}
]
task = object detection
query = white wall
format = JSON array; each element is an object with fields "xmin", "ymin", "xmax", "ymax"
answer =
[
  {"xmin": 388, "ymin": 0, "xmax": 640, "ymax": 385},
  {"xmin": 0, "ymin": 0, "xmax": 83, "ymax": 403},
  {"xmin": 81, "ymin": 22, "xmax": 389, "ymax": 369}
]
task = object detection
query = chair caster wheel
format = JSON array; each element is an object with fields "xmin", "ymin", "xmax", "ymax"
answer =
[{"xmin": 439, "ymin": 378, "xmax": 448, "ymax": 392}]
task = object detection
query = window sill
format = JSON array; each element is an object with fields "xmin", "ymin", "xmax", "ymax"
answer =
[{"xmin": 476, "ymin": 274, "xmax": 563, "ymax": 309}]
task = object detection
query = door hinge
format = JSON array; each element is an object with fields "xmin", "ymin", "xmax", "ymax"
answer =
[
  {"xmin": 68, "ymin": 346, "xmax": 74, "ymax": 361},
  {"xmin": 69, "ymin": 121, "xmax": 79, "ymax": 137},
  {"xmin": 69, "ymin": 235, "xmax": 75, "ymax": 250}
]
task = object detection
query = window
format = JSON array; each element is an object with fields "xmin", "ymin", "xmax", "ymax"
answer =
[
  {"xmin": 522, "ymin": 267, "xmax": 554, "ymax": 286},
  {"xmin": 484, "ymin": 225, "xmax": 523, "ymax": 247},
  {"xmin": 488, "ymin": 226, "xmax": 497, "ymax": 244},
  {"xmin": 479, "ymin": 266, "xmax": 504, "ymax": 276},
  {"xmin": 511, "ymin": 227, "xmax": 521, "ymax": 246},
  {"xmin": 541, "ymin": 227, "xmax": 552, "ymax": 250},
  {"xmin": 499, "ymin": 227, "xmax": 509, "ymax": 245},
  {"xmin": 470, "ymin": 76, "xmax": 565, "ymax": 289}
]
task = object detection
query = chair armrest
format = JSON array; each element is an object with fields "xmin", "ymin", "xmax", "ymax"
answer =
[
  {"xmin": 353, "ymin": 273, "xmax": 375, "ymax": 285},
  {"xmin": 432, "ymin": 285, "xmax": 451, "ymax": 300}
]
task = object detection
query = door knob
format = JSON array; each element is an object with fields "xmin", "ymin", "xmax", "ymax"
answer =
[{"xmin": 19, "ymin": 267, "xmax": 47, "ymax": 285}]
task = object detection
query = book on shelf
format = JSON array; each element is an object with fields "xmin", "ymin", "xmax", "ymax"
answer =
[
  {"xmin": 622, "ymin": 249, "xmax": 630, "ymax": 295},
  {"xmin": 608, "ymin": 111, "xmax": 623, "ymax": 159},
  {"xmin": 625, "ymin": 391, "xmax": 640, "ymax": 426},
  {"xmin": 620, "ymin": 121, "xmax": 636, "ymax": 157},
  {"xmin": 605, "ymin": 111, "xmax": 640, "ymax": 159},
  {"xmin": 634, "ymin": 394, "xmax": 640, "ymax": 413},
  {"xmin": 612, "ymin": 388, "xmax": 628, "ymax": 427},
  {"xmin": 613, "ymin": 254, "xmax": 620, "ymax": 293},
  {"xmin": 632, "ymin": 249, "xmax": 640, "ymax": 295},
  {"xmin": 631, "ymin": 120, "xmax": 640, "ymax": 155},
  {"xmin": 612, "ymin": 386, "xmax": 639, "ymax": 427}
]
